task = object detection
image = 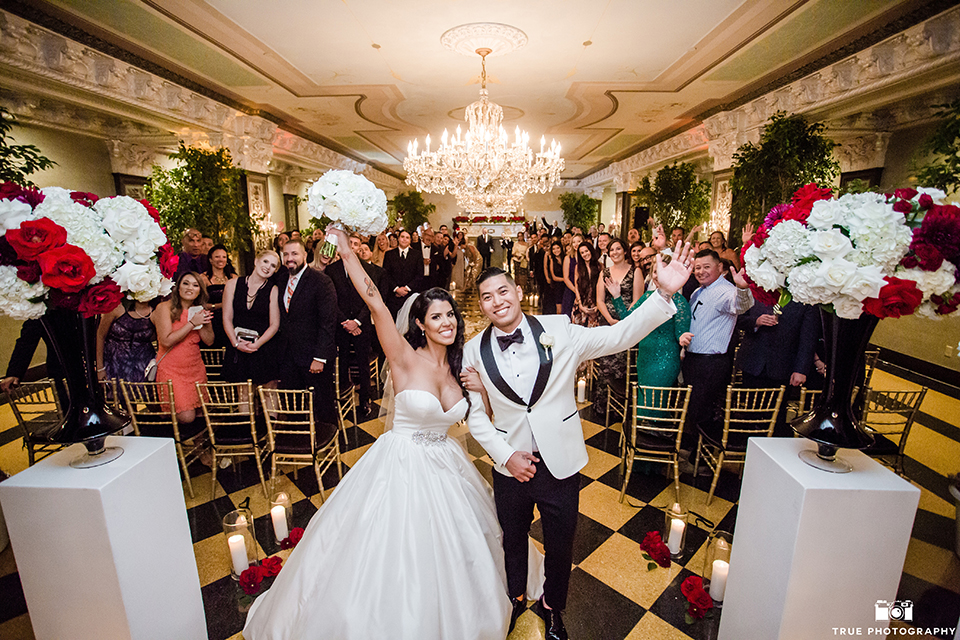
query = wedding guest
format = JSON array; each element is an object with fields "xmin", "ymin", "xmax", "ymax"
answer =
[
  {"xmin": 572, "ymin": 241, "xmax": 602, "ymax": 329},
  {"xmin": 544, "ymin": 240, "xmax": 565, "ymax": 314},
  {"xmin": 382, "ymin": 230, "xmax": 422, "ymax": 317},
  {"xmin": 596, "ymin": 232, "xmax": 612, "ymax": 267},
  {"xmin": 512, "ymin": 232, "xmax": 529, "ymax": 291},
  {"xmin": 637, "ymin": 245, "xmax": 657, "ymax": 282},
  {"xmin": 311, "ymin": 243, "xmax": 336, "ymax": 272},
  {"xmin": 411, "ymin": 230, "xmax": 420, "ymax": 245},
  {"xmin": 438, "ymin": 233, "xmax": 455, "ymax": 289},
  {"xmin": 274, "ymin": 232, "xmax": 290, "ymax": 254},
  {"xmin": 372, "ymin": 232, "xmax": 390, "ymax": 266},
  {"xmin": 450, "ymin": 232, "xmax": 467, "ymax": 291},
  {"xmin": 477, "ymin": 228, "xmax": 494, "ymax": 270},
  {"xmin": 388, "ymin": 233, "xmax": 399, "ymax": 249},
  {"xmin": 96, "ymin": 299, "xmax": 157, "ymax": 384},
  {"xmin": 560, "ymin": 235, "xmax": 580, "ymax": 317},
  {"xmin": 328, "ymin": 233, "xmax": 379, "ymax": 420},
  {"xmin": 221, "ymin": 250, "xmax": 281, "ymax": 388},
  {"xmin": 529, "ymin": 235, "xmax": 549, "ymax": 312},
  {"xmin": 670, "ymin": 227, "xmax": 686, "ymax": 246},
  {"xmin": 201, "ymin": 244, "xmax": 238, "ymax": 348},
  {"xmin": 174, "ymin": 228, "xmax": 209, "ymax": 282},
  {"xmin": 277, "ymin": 239, "xmax": 338, "ymax": 425},
  {"xmin": 710, "ymin": 231, "xmax": 741, "ymax": 269},
  {"xmin": 200, "ymin": 235, "xmax": 214, "ymax": 255},
  {"xmin": 153, "ymin": 272, "xmax": 214, "ymax": 426},
  {"xmin": 682, "ymin": 249, "xmax": 754, "ymax": 443},
  {"xmin": 627, "ymin": 228, "xmax": 641, "ymax": 245},
  {"xmin": 501, "ymin": 232, "xmax": 514, "ymax": 275},
  {"xmin": 1, "ymin": 319, "xmax": 66, "ymax": 401},
  {"xmin": 595, "ymin": 238, "xmax": 641, "ymax": 401}
]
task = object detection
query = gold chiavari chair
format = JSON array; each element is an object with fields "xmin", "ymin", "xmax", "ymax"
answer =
[
  {"xmin": 860, "ymin": 387, "xmax": 928, "ymax": 475},
  {"xmin": 8, "ymin": 379, "xmax": 66, "ymax": 465},
  {"xmin": 604, "ymin": 346, "xmax": 638, "ymax": 430},
  {"xmin": 200, "ymin": 348, "xmax": 226, "ymax": 382}
]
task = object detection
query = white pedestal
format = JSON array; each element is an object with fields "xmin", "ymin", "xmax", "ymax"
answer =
[
  {"xmin": 718, "ymin": 438, "xmax": 920, "ymax": 640},
  {"xmin": 0, "ymin": 436, "xmax": 207, "ymax": 640}
]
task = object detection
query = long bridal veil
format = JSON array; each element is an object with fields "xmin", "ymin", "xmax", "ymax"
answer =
[{"xmin": 378, "ymin": 292, "xmax": 419, "ymax": 432}]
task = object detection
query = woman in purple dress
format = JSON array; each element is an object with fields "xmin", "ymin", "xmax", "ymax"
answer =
[{"xmin": 96, "ymin": 299, "xmax": 158, "ymax": 383}]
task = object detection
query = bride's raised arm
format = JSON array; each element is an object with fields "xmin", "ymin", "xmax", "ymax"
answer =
[{"xmin": 328, "ymin": 228, "xmax": 414, "ymax": 367}]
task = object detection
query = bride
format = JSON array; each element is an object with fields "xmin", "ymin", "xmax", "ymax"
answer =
[{"xmin": 243, "ymin": 229, "xmax": 530, "ymax": 640}]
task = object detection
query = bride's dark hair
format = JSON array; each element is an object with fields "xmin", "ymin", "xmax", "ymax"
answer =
[{"xmin": 404, "ymin": 287, "xmax": 469, "ymax": 402}]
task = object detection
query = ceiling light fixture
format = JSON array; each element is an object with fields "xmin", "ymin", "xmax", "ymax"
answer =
[{"xmin": 403, "ymin": 47, "xmax": 563, "ymax": 215}]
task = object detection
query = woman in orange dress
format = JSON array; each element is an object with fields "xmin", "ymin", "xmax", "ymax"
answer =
[{"xmin": 153, "ymin": 272, "xmax": 215, "ymax": 425}]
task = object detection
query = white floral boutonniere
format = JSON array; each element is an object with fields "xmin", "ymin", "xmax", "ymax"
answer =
[{"xmin": 539, "ymin": 333, "xmax": 555, "ymax": 362}]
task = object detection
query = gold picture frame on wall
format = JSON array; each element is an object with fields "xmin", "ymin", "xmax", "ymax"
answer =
[{"xmin": 113, "ymin": 174, "xmax": 148, "ymax": 200}]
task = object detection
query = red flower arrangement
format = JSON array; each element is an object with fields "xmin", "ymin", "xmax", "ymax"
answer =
[
  {"xmin": 639, "ymin": 531, "xmax": 672, "ymax": 569},
  {"xmin": 280, "ymin": 527, "xmax": 305, "ymax": 550},
  {"xmin": 680, "ymin": 575, "xmax": 714, "ymax": 623}
]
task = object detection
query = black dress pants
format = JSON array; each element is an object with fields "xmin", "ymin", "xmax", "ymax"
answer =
[
  {"xmin": 493, "ymin": 459, "xmax": 579, "ymax": 609},
  {"xmin": 681, "ymin": 352, "xmax": 732, "ymax": 447},
  {"xmin": 336, "ymin": 327, "xmax": 372, "ymax": 406},
  {"xmin": 280, "ymin": 363, "xmax": 337, "ymax": 427}
]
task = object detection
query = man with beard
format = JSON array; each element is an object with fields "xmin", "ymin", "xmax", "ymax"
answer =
[{"xmin": 277, "ymin": 239, "xmax": 338, "ymax": 425}]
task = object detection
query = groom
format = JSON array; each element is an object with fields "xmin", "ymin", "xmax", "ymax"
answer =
[{"xmin": 463, "ymin": 242, "xmax": 693, "ymax": 640}]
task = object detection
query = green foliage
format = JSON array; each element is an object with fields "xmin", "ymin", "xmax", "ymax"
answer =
[
  {"xmin": 730, "ymin": 111, "xmax": 839, "ymax": 228},
  {"xmin": 0, "ymin": 106, "xmax": 56, "ymax": 187},
  {"xmin": 839, "ymin": 179, "xmax": 882, "ymax": 196},
  {"xmin": 916, "ymin": 99, "xmax": 960, "ymax": 194},
  {"xmin": 391, "ymin": 190, "xmax": 435, "ymax": 231},
  {"xmin": 649, "ymin": 162, "xmax": 711, "ymax": 231},
  {"xmin": 145, "ymin": 142, "xmax": 250, "ymax": 253},
  {"xmin": 558, "ymin": 192, "xmax": 599, "ymax": 231}
]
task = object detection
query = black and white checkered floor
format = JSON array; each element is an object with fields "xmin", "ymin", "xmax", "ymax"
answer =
[{"xmin": 0, "ymin": 298, "xmax": 957, "ymax": 639}]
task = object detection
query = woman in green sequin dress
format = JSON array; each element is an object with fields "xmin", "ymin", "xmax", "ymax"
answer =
[{"xmin": 605, "ymin": 258, "xmax": 692, "ymax": 417}]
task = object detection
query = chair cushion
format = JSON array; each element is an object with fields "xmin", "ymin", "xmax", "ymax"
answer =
[
  {"xmin": 315, "ymin": 422, "xmax": 339, "ymax": 448},
  {"xmin": 274, "ymin": 432, "xmax": 313, "ymax": 454},
  {"xmin": 24, "ymin": 419, "xmax": 62, "ymax": 440},
  {"xmin": 632, "ymin": 430, "xmax": 677, "ymax": 452}
]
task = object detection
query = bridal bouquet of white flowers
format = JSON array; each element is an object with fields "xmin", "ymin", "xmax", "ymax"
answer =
[
  {"xmin": 742, "ymin": 184, "xmax": 955, "ymax": 319},
  {"xmin": 307, "ymin": 170, "xmax": 388, "ymax": 257},
  {"xmin": 0, "ymin": 183, "xmax": 176, "ymax": 320}
]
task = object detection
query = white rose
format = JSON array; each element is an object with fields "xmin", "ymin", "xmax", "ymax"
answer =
[
  {"xmin": 915, "ymin": 187, "xmax": 946, "ymax": 204},
  {"xmin": 832, "ymin": 295, "xmax": 863, "ymax": 319},
  {"xmin": 840, "ymin": 265, "xmax": 885, "ymax": 301},
  {"xmin": 812, "ymin": 258, "xmax": 858, "ymax": 293},
  {"xmin": 95, "ymin": 196, "xmax": 151, "ymax": 243},
  {"xmin": 113, "ymin": 262, "xmax": 162, "ymax": 301},
  {"xmin": 806, "ymin": 199, "xmax": 845, "ymax": 229},
  {"xmin": 0, "ymin": 198, "xmax": 34, "ymax": 233},
  {"xmin": 749, "ymin": 259, "xmax": 784, "ymax": 292},
  {"xmin": 809, "ymin": 228, "xmax": 852, "ymax": 261}
]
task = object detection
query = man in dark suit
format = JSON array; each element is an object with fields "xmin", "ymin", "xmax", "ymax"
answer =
[
  {"xmin": 277, "ymin": 239, "xmax": 338, "ymax": 426},
  {"xmin": 476, "ymin": 228, "xmax": 495, "ymax": 270},
  {"xmin": 2, "ymin": 319, "xmax": 67, "ymax": 402},
  {"xmin": 500, "ymin": 233, "xmax": 514, "ymax": 276},
  {"xmin": 736, "ymin": 300, "xmax": 820, "ymax": 436},
  {"xmin": 327, "ymin": 233, "xmax": 378, "ymax": 421},
  {"xmin": 381, "ymin": 230, "xmax": 422, "ymax": 317}
]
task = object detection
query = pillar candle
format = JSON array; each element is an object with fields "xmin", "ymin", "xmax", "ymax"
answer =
[
  {"xmin": 667, "ymin": 517, "xmax": 685, "ymax": 554},
  {"xmin": 709, "ymin": 560, "xmax": 729, "ymax": 601},
  {"xmin": 228, "ymin": 534, "xmax": 249, "ymax": 575},
  {"xmin": 271, "ymin": 505, "xmax": 289, "ymax": 541},
  {"xmin": 577, "ymin": 379, "xmax": 586, "ymax": 403}
]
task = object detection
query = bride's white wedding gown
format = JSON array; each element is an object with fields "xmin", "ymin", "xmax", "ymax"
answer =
[{"xmin": 243, "ymin": 389, "xmax": 518, "ymax": 640}]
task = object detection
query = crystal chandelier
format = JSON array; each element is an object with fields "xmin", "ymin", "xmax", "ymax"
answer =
[{"xmin": 403, "ymin": 48, "xmax": 564, "ymax": 214}]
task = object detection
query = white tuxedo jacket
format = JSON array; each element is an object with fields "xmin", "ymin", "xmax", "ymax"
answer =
[{"xmin": 463, "ymin": 293, "xmax": 675, "ymax": 479}]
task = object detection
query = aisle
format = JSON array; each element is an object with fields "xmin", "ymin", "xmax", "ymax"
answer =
[{"xmin": 0, "ymin": 291, "xmax": 956, "ymax": 639}]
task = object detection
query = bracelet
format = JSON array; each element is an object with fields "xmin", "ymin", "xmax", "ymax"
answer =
[{"xmin": 234, "ymin": 340, "xmax": 240, "ymax": 348}]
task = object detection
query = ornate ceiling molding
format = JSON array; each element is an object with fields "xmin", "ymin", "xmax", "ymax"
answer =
[
  {"xmin": 440, "ymin": 23, "xmax": 528, "ymax": 58},
  {"xmin": 580, "ymin": 125, "xmax": 710, "ymax": 190},
  {"xmin": 0, "ymin": 8, "xmax": 399, "ymax": 189}
]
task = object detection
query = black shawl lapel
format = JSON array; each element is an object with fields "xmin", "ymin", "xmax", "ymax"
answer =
[
  {"xmin": 480, "ymin": 324, "xmax": 526, "ymax": 407},
  {"xmin": 525, "ymin": 314, "xmax": 553, "ymax": 408}
]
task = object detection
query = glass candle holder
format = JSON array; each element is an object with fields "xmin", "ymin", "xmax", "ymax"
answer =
[
  {"xmin": 703, "ymin": 530, "xmax": 733, "ymax": 605},
  {"xmin": 223, "ymin": 508, "xmax": 257, "ymax": 580},
  {"xmin": 270, "ymin": 492, "xmax": 293, "ymax": 544},
  {"xmin": 663, "ymin": 503, "xmax": 688, "ymax": 560}
]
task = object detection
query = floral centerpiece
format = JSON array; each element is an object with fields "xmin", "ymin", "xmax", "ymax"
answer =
[
  {"xmin": 0, "ymin": 182, "xmax": 176, "ymax": 319},
  {"xmin": 0, "ymin": 181, "xmax": 177, "ymax": 464},
  {"xmin": 307, "ymin": 170, "xmax": 388, "ymax": 258},
  {"xmin": 741, "ymin": 184, "xmax": 958, "ymax": 320},
  {"xmin": 741, "ymin": 183, "xmax": 960, "ymax": 469}
]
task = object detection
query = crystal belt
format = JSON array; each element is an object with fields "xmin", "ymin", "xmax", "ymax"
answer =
[{"xmin": 411, "ymin": 431, "xmax": 447, "ymax": 446}]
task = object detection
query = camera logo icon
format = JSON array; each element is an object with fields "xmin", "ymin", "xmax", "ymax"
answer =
[{"xmin": 875, "ymin": 600, "xmax": 913, "ymax": 621}]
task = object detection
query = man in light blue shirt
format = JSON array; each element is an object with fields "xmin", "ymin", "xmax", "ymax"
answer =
[{"xmin": 682, "ymin": 249, "xmax": 754, "ymax": 443}]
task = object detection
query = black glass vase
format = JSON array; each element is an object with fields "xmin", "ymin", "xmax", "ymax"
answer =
[
  {"xmin": 41, "ymin": 308, "xmax": 130, "ymax": 467},
  {"xmin": 791, "ymin": 309, "xmax": 877, "ymax": 472}
]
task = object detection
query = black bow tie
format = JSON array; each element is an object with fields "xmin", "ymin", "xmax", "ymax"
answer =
[{"xmin": 497, "ymin": 329, "xmax": 524, "ymax": 351}]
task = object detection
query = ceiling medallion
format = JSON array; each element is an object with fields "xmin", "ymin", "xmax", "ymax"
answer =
[
  {"xmin": 404, "ymin": 48, "xmax": 563, "ymax": 215},
  {"xmin": 440, "ymin": 23, "xmax": 528, "ymax": 58}
]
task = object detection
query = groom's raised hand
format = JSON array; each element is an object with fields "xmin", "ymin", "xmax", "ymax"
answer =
[
  {"xmin": 655, "ymin": 241, "xmax": 694, "ymax": 296},
  {"xmin": 505, "ymin": 451, "xmax": 540, "ymax": 482}
]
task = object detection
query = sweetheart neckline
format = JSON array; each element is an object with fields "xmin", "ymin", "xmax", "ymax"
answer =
[{"xmin": 395, "ymin": 388, "xmax": 467, "ymax": 414}]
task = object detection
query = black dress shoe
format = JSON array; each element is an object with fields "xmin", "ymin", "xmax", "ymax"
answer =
[
  {"xmin": 531, "ymin": 597, "xmax": 568, "ymax": 640},
  {"xmin": 509, "ymin": 597, "xmax": 526, "ymax": 633}
]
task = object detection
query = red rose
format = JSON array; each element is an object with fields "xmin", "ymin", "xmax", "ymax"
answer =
[
  {"xmin": 649, "ymin": 544, "xmax": 672, "ymax": 568},
  {"xmin": 37, "ymin": 244, "xmax": 96, "ymax": 293},
  {"xmin": 681, "ymin": 575, "xmax": 704, "ymax": 598},
  {"xmin": 690, "ymin": 586, "xmax": 714, "ymax": 611},
  {"xmin": 918, "ymin": 194, "xmax": 933, "ymax": 209},
  {"xmin": 70, "ymin": 191, "xmax": 99, "ymax": 207},
  {"xmin": 893, "ymin": 199, "xmax": 913, "ymax": 215},
  {"xmin": 78, "ymin": 278, "xmax": 124, "ymax": 317},
  {"xmin": 782, "ymin": 205, "xmax": 811, "ymax": 224},
  {"xmin": 158, "ymin": 243, "xmax": 179, "ymax": 279},
  {"xmin": 791, "ymin": 184, "xmax": 833, "ymax": 214},
  {"xmin": 139, "ymin": 199, "xmax": 161, "ymax": 223},
  {"xmin": 289, "ymin": 527, "xmax": 304, "ymax": 546},
  {"xmin": 239, "ymin": 565, "xmax": 264, "ymax": 595},
  {"xmin": 5, "ymin": 217, "xmax": 68, "ymax": 260},
  {"xmin": 894, "ymin": 188, "xmax": 918, "ymax": 201},
  {"xmin": 862, "ymin": 277, "xmax": 923, "ymax": 319},
  {"xmin": 912, "ymin": 244, "xmax": 944, "ymax": 271},
  {"xmin": 639, "ymin": 531, "xmax": 663, "ymax": 553},
  {"xmin": 16, "ymin": 262, "xmax": 41, "ymax": 283},
  {"xmin": 260, "ymin": 556, "xmax": 283, "ymax": 578}
]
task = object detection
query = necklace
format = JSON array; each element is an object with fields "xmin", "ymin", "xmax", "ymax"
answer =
[
  {"xmin": 246, "ymin": 277, "xmax": 267, "ymax": 309},
  {"xmin": 130, "ymin": 307, "xmax": 152, "ymax": 319}
]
